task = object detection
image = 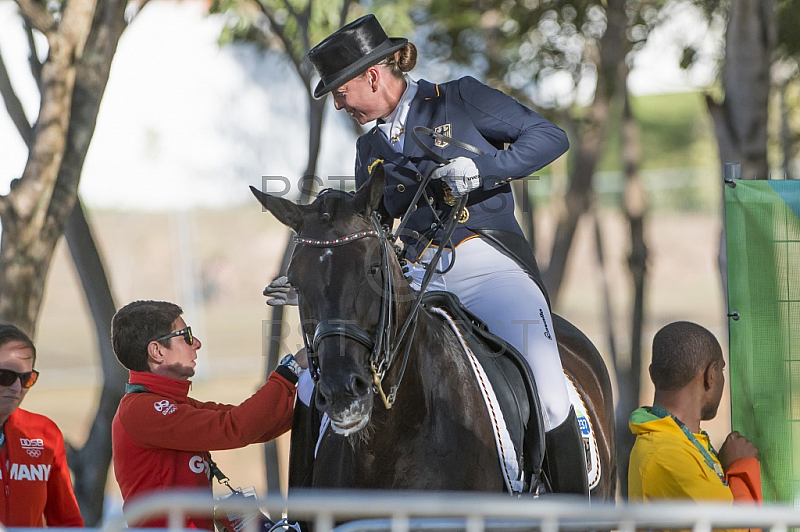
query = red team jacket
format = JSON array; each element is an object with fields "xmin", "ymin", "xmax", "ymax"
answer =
[
  {"xmin": 112, "ymin": 369, "xmax": 297, "ymax": 529},
  {"xmin": 0, "ymin": 409, "xmax": 84, "ymax": 527}
]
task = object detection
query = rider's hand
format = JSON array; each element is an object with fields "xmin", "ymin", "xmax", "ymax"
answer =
[
  {"xmin": 718, "ymin": 431, "xmax": 759, "ymax": 471},
  {"xmin": 263, "ymin": 276, "xmax": 298, "ymax": 306},
  {"xmin": 431, "ymin": 157, "xmax": 481, "ymax": 198}
]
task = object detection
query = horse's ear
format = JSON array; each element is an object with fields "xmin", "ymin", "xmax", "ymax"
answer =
[
  {"xmin": 352, "ymin": 163, "xmax": 386, "ymax": 217},
  {"xmin": 250, "ymin": 186, "xmax": 304, "ymax": 232}
]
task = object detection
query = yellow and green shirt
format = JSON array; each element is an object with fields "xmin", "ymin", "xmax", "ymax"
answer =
[{"xmin": 628, "ymin": 406, "xmax": 761, "ymax": 504}]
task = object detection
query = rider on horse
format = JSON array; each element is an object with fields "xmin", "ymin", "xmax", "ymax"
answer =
[{"xmin": 271, "ymin": 14, "xmax": 588, "ymax": 496}]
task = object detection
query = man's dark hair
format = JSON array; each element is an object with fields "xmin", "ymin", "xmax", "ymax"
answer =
[
  {"xmin": 650, "ymin": 321, "xmax": 722, "ymax": 391},
  {"xmin": 0, "ymin": 324, "xmax": 36, "ymax": 367},
  {"xmin": 111, "ymin": 301, "xmax": 183, "ymax": 372}
]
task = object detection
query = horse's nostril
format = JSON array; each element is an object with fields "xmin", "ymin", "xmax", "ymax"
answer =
[
  {"xmin": 315, "ymin": 393, "xmax": 328, "ymax": 410},
  {"xmin": 316, "ymin": 382, "xmax": 331, "ymax": 409},
  {"xmin": 350, "ymin": 375, "xmax": 371, "ymax": 397}
]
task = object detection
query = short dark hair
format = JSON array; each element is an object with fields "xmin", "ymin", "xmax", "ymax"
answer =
[
  {"xmin": 0, "ymin": 324, "xmax": 36, "ymax": 367},
  {"xmin": 650, "ymin": 321, "xmax": 722, "ymax": 391},
  {"xmin": 111, "ymin": 301, "xmax": 183, "ymax": 372}
]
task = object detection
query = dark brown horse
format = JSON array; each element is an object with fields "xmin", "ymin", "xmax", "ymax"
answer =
[{"xmin": 251, "ymin": 168, "xmax": 616, "ymax": 499}]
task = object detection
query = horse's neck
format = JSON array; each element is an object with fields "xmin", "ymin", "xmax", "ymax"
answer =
[{"xmin": 379, "ymin": 309, "xmax": 468, "ymax": 416}]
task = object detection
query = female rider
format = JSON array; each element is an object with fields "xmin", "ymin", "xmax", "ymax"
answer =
[{"xmin": 275, "ymin": 14, "xmax": 587, "ymax": 495}]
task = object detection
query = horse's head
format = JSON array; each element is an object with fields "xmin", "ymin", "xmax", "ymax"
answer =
[{"xmin": 251, "ymin": 167, "xmax": 405, "ymax": 436}]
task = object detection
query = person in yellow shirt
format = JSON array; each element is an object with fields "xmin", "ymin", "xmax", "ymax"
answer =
[{"xmin": 628, "ymin": 321, "xmax": 762, "ymax": 504}]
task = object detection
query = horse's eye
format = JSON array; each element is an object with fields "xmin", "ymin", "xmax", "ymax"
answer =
[{"xmin": 370, "ymin": 264, "xmax": 381, "ymax": 276}]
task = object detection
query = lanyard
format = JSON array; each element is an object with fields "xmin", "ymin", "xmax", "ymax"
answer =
[{"xmin": 650, "ymin": 405, "xmax": 727, "ymax": 485}]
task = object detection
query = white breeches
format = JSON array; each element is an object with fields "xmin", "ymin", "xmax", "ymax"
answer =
[{"xmin": 408, "ymin": 236, "xmax": 571, "ymax": 431}]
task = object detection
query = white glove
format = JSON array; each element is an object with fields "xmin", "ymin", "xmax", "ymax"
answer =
[
  {"xmin": 431, "ymin": 157, "xmax": 481, "ymax": 198},
  {"xmin": 263, "ymin": 275, "xmax": 298, "ymax": 306}
]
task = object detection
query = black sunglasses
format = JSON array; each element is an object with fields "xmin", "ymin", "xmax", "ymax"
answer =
[
  {"xmin": 153, "ymin": 326, "xmax": 194, "ymax": 346},
  {"xmin": 0, "ymin": 368, "xmax": 40, "ymax": 389}
]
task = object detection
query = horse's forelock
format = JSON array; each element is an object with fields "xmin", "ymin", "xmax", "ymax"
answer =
[{"xmin": 303, "ymin": 189, "xmax": 369, "ymax": 233}]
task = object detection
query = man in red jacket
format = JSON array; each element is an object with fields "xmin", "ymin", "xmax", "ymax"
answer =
[
  {"xmin": 0, "ymin": 324, "xmax": 84, "ymax": 527},
  {"xmin": 111, "ymin": 300, "xmax": 306, "ymax": 529}
]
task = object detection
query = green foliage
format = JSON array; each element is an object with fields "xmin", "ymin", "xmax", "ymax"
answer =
[
  {"xmin": 776, "ymin": 0, "xmax": 800, "ymax": 58},
  {"xmin": 417, "ymin": 0, "xmax": 670, "ymax": 109},
  {"xmin": 211, "ymin": 0, "xmax": 418, "ymax": 67},
  {"xmin": 576, "ymin": 91, "xmax": 717, "ymax": 212},
  {"xmin": 622, "ymin": 91, "xmax": 715, "ymax": 171}
]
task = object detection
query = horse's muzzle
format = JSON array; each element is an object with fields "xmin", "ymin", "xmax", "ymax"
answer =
[{"xmin": 316, "ymin": 373, "xmax": 374, "ymax": 435}]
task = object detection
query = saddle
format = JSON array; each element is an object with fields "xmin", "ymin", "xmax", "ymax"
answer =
[{"xmin": 421, "ymin": 290, "xmax": 545, "ymax": 493}]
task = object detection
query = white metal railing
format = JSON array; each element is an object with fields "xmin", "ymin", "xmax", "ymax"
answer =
[{"xmin": 89, "ymin": 490, "xmax": 800, "ymax": 532}]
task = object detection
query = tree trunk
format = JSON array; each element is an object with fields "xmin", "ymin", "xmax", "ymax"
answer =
[
  {"xmin": 0, "ymin": 0, "xmax": 127, "ymax": 521},
  {"xmin": 706, "ymin": 0, "xmax": 774, "ymax": 180},
  {"xmin": 615, "ymin": 89, "xmax": 647, "ymax": 499},
  {"xmin": 55, "ymin": 1, "xmax": 128, "ymax": 523},
  {"xmin": 64, "ymin": 200, "xmax": 127, "ymax": 525},
  {"xmin": 0, "ymin": 2, "xmax": 94, "ymax": 335},
  {"xmin": 779, "ymin": 82, "xmax": 793, "ymax": 180},
  {"xmin": 706, "ymin": 0, "xmax": 775, "ymax": 343},
  {"xmin": 543, "ymin": 0, "xmax": 630, "ymax": 304},
  {"xmin": 263, "ymin": 92, "xmax": 327, "ymax": 493},
  {"xmin": 0, "ymin": 0, "xmax": 98, "ymax": 334},
  {"xmin": 592, "ymin": 209, "xmax": 617, "ymax": 367},
  {"xmin": 0, "ymin": 49, "xmax": 33, "ymax": 147}
]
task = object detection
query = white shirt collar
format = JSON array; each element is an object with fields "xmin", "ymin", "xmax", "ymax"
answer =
[{"xmin": 377, "ymin": 75, "xmax": 418, "ymax": 151}]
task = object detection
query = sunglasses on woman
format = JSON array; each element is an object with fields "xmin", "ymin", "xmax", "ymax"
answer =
[
  {"xmin": 153, "ymin": 326, "xmax": 194, "ymax": 346},
  {"xmin": 0, "ymin": 368, "xmax": 40, "ymax": 389}
]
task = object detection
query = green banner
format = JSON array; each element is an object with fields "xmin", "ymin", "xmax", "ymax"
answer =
[{"xmin": 725, "ymin": 180, "xmax": 800, "ymax": 504}]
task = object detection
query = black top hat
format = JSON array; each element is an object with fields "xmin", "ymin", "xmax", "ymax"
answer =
[{"xmin": 307, "ymin": 15, "xmax": 408, "ymax": 99}]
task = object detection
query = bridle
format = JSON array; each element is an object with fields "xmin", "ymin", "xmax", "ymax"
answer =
[{"xmin": 294, "ymin": 212, "xmax": 408, "ymax": 408}]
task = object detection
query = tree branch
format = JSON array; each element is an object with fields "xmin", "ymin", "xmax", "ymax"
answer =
[
  {"xmin": 277, "ymin": 0, "xmax": 302, "ymax": 30},
  {"xmin": 23, "ymin": 19, "xmax": 43, "ymax": 88},
  {"xmin": 13, "ymin": 0, "xmax": 55, "ymax": 35},
  {"xmin": 251, "ymin": 0, "xmax": 304, "ymax": 75},
  {"xmin": 338, "ymin": 0, "xmax": 351, "ymax": 27},
  {"xmin": 0, "ymin": 46, "xmax": 33, "ymax": 148},
  {"xmin": 12, "ymin": 0, "xmax": 96, "ymax": 228},
  {"xmin": 46, "ymin": 0, "xmax": 126, "ymax": 237}
]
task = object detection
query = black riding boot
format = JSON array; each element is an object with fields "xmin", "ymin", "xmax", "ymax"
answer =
[{"xmin": 543, "ymin": 406, "xmax": 589, "ymax": 497}]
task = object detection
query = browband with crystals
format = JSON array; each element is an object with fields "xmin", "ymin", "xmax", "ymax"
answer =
[{"xmin": 295, "ymin": 229, "xmax": 379, "ymax": 247}]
